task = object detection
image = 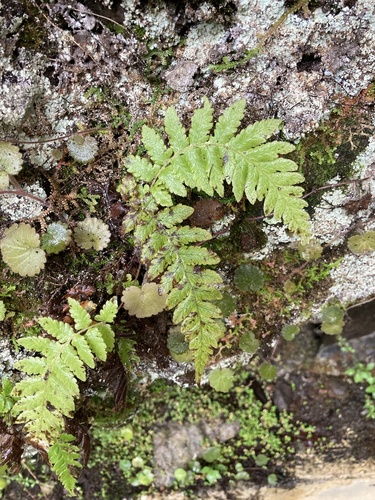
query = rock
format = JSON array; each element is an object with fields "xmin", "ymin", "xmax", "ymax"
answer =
[{"xmin": 152, "ymin": 419, "xmax": 240, "ymax": 487}]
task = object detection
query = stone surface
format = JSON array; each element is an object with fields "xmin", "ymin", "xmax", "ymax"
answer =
[{"xmin": 153, "ymin": 419, "xmax": 240, "ymax": 487}]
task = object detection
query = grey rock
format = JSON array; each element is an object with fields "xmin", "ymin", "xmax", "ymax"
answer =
[
  {"xmin": 164, "ymin": 61, "xmax": 199, "ymax": 92},
  {"xmin": 153, "ymin": 419, "xmax": 240, "ymax": 487}
]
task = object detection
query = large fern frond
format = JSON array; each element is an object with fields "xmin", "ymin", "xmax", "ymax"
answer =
[
  {"xmin": 121, "ymin": 98, "xmax": 311, "ymax": 380},
  {"xmin": 125, "ymin": 97, "xmax": 310, "ymax": 235}
]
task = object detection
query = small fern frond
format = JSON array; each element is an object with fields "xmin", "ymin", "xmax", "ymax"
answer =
[
  {"xmin": 139, "ymin": 212, "xmax": 223, "ymax": 380},
  {"xmin": 94, "ymin": 297, "xmax": 118, "ymax": 323},
  {"xmin": 48, "ymin": 434, "xmax": 82, "ymax": 495},
  {"xmin": 11, "ymin": 298, "xmax": 117, "ymax": 481}
]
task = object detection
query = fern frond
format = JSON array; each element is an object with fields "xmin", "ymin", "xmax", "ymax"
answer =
[
  {"xmin": 121, "ymin": 98, "xmax": 311, "ymax": 379},
  {"xmin": 48, "ymin": 434, "xmax": 82, "ymax": 495},
  {"xmin": 140, "ymin": 217, "xmax": 223, "ymax": 381},
  {"xmin": 12, "ymin": 299, "xmax": 116, "ymax": 467},
  {"xmin": 94, "ymin": 297, "xmax": 118, "ymax": 323}
]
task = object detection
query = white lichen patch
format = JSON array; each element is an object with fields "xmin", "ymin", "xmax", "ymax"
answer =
[
  {"xmin": 311, "ymin": 190, "xmax": 354, "ymax": 246},
  {"xmin": 328, "ymin": 253, "xmax": 375, "ymax": 305},
  {"xmin": 0, "ymin": 182, "xmax": 46, "ymax": 221}
]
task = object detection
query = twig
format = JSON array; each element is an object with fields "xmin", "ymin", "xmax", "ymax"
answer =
[{"xmin": 0, "ymin": 127, "xmax": 108, "ymax": 145}]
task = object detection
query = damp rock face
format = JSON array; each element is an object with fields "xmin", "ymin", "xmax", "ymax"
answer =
[{"xmin": 152, "ymin": 419, "xmax": 240, "ymax": 487}]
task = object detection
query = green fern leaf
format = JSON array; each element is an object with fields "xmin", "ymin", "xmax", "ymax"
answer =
[
  {"xmin": 158, "ymin": 165, "xmax": 189, "ymax": 196},
  {"xmin": 157, "ymin": 204, "xmax": 193, "ymax": 227},
  {"xmin": 38, "ymin": 317, "xmax": 75, "ymax": 341},
  {"xmin": 125, "ymin": 156, "xmax": 158, "ymax": 182},
  {"xmin": 67, "ymin": 298, "xmax": 92, "ymax": 330},
  {"xmin": 71, "ymin": 335, "xmax": 95, "ymax": 368},
  {"xmin": 142, "ymin": 125, "xmax": 172, "ymax": 165},
  {"xmin": 96, "ymin": 323, "xmax": 115, "ymax": 351},
  {"xmin": 94, "ymin": 297, "xmax": 118, "ymax": 323},
  {"xmin": 189, "ymin": 96, "xmax": 213, "ymax": 144},
  {"xmin": 14, "ymin": 358, "xmax": 47, "ymax": 375},
  {"xmin": 85, "ymin": 327, "xmax": 108, "ymax": 361},
  {"xmin": 164, "ymin": 106, "xmax": 189, "ymax": 150},
  {"xmin": 185, "ymin": 314, "xmax": 225, "ymax": 380},
  {"xmin": 17, "ymin": 336, "xmax": 51, "ymax": 355},
  {"xmin": 150, "ymin": 182, "xmax": 173, "ymax": 206},
  {"xmin": 48, "ymin": 434, "xmax": 82, "ymax": 495},
  {"xmin": 121, "ymin": 98, "xmax": 311, "ymax": 379},
  {"xmin": 61, "ymin": 346, "xmax": 86, "ymax": 381},
  {"xmin": 212, "ymin": 99, "xmax": 245, "ymax": 144}
]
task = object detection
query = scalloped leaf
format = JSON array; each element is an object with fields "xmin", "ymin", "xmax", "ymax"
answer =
[
  {"xmin": 0, "ymin": 223, "xmax": 46, "ymax": 276},
  {"xmin": 208, "ymin": 368, "xmax": 235, "ymax": 392},
  {"xmin": 67, "ymin": 134, "xmax": 98, "ymax": 163},
  {"xmin": 73, "ymin": 217, "xmax": 111, "ymax": 251},
  {"xmin": 347, "ymin": 231, "xmax": 375, "ymax": 254},
  {"xmin": 239, "ymin": 331, "xmax": 259, "ymax": 353},
  {"xmin": 121, "ymin": 283, "xmax": 167, "ymax": 318},
  {"xmin": 0, "ymin": 142, "xmax": 23, "ymax": 178},
  {"xmin": 259, "ymin": 362, "xmax": 278, "ymax": 381},
  {"xmin": 40, "ymin": 223, "xmax": 72, "ymax": 254}
]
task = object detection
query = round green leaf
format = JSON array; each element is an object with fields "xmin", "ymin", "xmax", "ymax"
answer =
[
  {"xmin": 281, "ymin": 324, "xmax": 300, "ymax": 341},
  {"xmin": 202, "ymin": 446, "xmax": 221, "ymax": 463},
  {"xmin": 259, "ymin": 362, "xmax": 278, "ymax": 381},
  {"xmin": 0, "ymin": 223, "xmax": 46, "ymax": 277},
  {"xmin": 208, "ymin": 368, "xmax": 235, "ymax": 393},
  {"xmin": 347, "ymin": 231, "xmax": 375, "ymax": 254},
  {"xmin": 239, "ymin": 331, "xmax": 259, "ymax": 353},
  {"xmin": 174, "ymin": 468, "xmax": 187, "ymax": 482},
  {"xmin": 234, "ymin": 264, "xmax": 265, "ymax": 292},
  {"xmin": 121, "ymin": 283, "xmax": 167, "ymax": 318}
]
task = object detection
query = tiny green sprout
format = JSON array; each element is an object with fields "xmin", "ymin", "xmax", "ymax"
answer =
[
  {"xmin": 255, "ymin": 453, "xmax": 269, "ymax": 466},
  {"xmin": 174, "ymin": 468, "xmax": 187, "ymax": 483},
  {"xmin": 267, "ymin": 473, "xmax": 278, "ymax": 486},
  {"xmin": 259, "ymin": 362, "xmax": 278, "ymax": 381},
  {"xmin": 201, "ymin": 466, "xmax": 221, "ymax": 484},
  {"xmin": 202, "ymin": 446, "xmax": 221, "ymax": 463},
  {"xmin": 239, "ymin": 331, "xmax": 259, "ymax": 353}
]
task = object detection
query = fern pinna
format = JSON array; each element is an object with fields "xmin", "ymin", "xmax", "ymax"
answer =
[
  {"xmin": 11, "ymin": 297, "xmax": 117, "ymax": 494},
  {"xmin": 120, "ymin": 97, "xmax": 310, "ymax": 381}
]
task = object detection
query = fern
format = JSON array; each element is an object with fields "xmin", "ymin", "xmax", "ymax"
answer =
[
  {"xmin": 125, "ymin": 97, "xmax": 310, "ymax": 234},
  {"xmin": 121, "ymin": 98, "xmax": 310, "ymax": 380},
  {"xmin": 11, "ymin": 298, "xmax": 117, "ymax": 494}
]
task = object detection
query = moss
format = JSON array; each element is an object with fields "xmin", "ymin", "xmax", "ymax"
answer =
[
  {"xmin": 87, "ymin": 371, "xmax": 314, "ymax": 498},
  {"xmin": 17, "ymin": 2, "xmax": 48, "ymax": 51},
  {"xmin": 291, "ymin": 85, "xmax": 375, "ymax": 206}
]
